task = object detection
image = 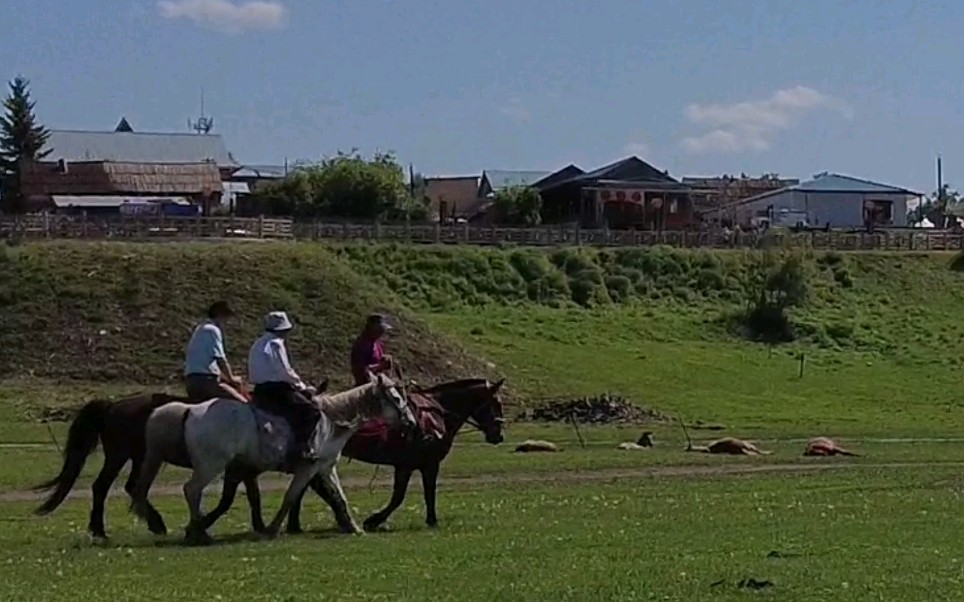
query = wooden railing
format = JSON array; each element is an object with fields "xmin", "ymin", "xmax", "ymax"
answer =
[
  {"xmin": 298, "ymin": 222, "xmax": 964, "ymax": 251},
  {"xmin": 3, "ymin": 214, "xmax": 964, "ymax": 251},
  {"xmin": 0, "ymin": 214, "xmax": 294, "ymax": 240}
]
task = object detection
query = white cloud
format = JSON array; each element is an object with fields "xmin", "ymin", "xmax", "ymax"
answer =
[
  {"xmin": 623, "ymin": 141, "xmax": 650, "ymax": 157},
  {"xmin": 680, "ymin": 85, "xmax": 851, "ymax": 154},
  {"xmin": 158, "ymin": 0, "xmax": 286, "ymax": 33},
  {"xmin": 499, "ymin": 98, "xmax": 531, "ymax": 124}
]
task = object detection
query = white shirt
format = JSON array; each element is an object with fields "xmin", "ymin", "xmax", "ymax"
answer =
[
  {"xmin": 247, "ymin": 332, "xmax": 304, "ymax": 388},
  {"xmin": 184, "ymin": 321, "xmax": 226, "ymax": 376}
]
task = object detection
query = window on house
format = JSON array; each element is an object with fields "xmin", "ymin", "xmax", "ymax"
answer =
[
  {"xmin": 669, "ymin": 199, "xmax": 678, "ymax": 214},
  {"xmin": 864, "ymin": 200, "xmax": 894, "ymax": 224}
]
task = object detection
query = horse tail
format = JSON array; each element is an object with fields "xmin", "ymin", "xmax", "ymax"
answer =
[
  {"xmin": 130, "ymin": 405, "xmax": 190, "ymax": 519},
  {"xmin": 34, "ymin": 399, "xmax": 111, "ymax": 515}
]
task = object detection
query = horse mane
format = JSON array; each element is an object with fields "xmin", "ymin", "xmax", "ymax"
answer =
[{"xmin": 317, "ymin": 379, "xmax": 391, "ymax": 428}]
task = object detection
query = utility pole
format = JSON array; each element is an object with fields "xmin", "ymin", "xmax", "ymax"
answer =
[{"xmin": 938, "ymin": 154, "xmax": 945, "ymax": 227}]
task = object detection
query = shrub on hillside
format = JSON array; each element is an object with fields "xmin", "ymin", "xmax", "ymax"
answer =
[{"xmin": 741, "ymin": 252, "xmax": 810, "ymax": 343}]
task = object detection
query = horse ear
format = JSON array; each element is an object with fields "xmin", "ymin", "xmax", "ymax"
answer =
[{"xmin": 490, "ymin": 378, "xmax": 505, "ymax": 393}]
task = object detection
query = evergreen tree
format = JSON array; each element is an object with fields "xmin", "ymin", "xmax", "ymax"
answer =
[{"xmin": 1, "ymin": 76, "xmax": 51, "ymax": 213}]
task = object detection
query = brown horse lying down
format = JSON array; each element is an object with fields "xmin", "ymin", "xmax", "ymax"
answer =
[
  {"xmin": 685, "ymin": 437, "xmax": 772, "ymax": 455},
  {"xmin": 804, "ymin": 436, "xmax": 858, "ymax": 457}
]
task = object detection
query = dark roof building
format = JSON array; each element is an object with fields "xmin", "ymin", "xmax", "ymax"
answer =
[{"xmin": 538, "ymin": 156, "xmax": 702, "ymax": 230}]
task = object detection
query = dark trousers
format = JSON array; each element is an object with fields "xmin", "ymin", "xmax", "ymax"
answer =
[{"xmin": 253, "ymin": 382, "xmax": 321, "ymax": 453}]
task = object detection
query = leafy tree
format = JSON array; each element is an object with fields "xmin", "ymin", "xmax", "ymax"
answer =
[
  {"xmin": 246, "ymin": 150, "xmax": 427, "ymax": 220},
  {"xmin": 0, "ymin": 76, "xmax": 51, "ymax": 213},
  {"xmin": 492, "ymin": 185, "xmax": 543, "ymax": 226},
  {"xmin": 909, "ymin": 185, "xmax": 963, "ymax": 227},
  {"xmin": 743, "ymin": 252, "xmax": 810, "ymax": 342}
]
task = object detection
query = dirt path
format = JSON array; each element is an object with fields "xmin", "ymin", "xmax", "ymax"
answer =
[{"xmin": 3, "ymin": 460, "xmax": 962, "ymax": 504}]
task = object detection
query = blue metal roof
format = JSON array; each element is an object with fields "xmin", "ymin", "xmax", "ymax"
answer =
[
  {"xmin": 736, "ymin": 172, "xmax": 921, "ymax": 206},
  {"xmin": 232, "ymin": 164, "xmax": 288, "ymax": 178},
  {"xmin": 47, "ymin": 130, "xmax": 238, "ymax": 166},
  {"xmin": 794, "ymin": 173, "xmax": 919, "ymax": 195},
  {"xmin": 481, "ymin": 170, "xmax": 551, "ymax": 191}
]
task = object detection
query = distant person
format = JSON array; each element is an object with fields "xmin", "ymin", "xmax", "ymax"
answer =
[
  {"xmin": 350, "ymin": 313, "xmax": 394, "ymax": 386},
  {"xmin": 184, "ymin": 301, "xmax": 246, "ymax": 403},
  {"xmin": 247, "ymin": 311, "xmax": 321, "ymax": 461}
]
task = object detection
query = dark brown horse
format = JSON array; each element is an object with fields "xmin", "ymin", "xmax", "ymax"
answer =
[
  {"xmin": 202, "ymin": 378, "xmax": 506, "ymax": 533},
  {"xmin": 32, "ymin": 381, "xmax": 326, "ymax": 539}
]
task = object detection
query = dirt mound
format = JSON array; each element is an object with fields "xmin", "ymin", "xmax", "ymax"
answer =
[
  {"xmin": 524, "ymin": 394, "xmax": 669, "ymax": 424},
  {"xmin": 0, "ymin": 241, "xmax": 497, "ymax": 387}
]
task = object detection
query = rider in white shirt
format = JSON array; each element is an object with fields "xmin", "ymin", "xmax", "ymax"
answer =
[
  {"xmin": 184, "ymin": 301, "xmax": 246, "ymax": 403},
  {"xmin": 248, "ymin": 311, "xmax": 321, "ymax": 461}
]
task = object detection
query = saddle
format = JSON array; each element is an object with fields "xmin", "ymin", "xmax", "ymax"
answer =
[
  {"xmin": 353, "ymin": 391, "xmax": 446, "ymax": 447},
  {"xmin": 248, "ymin": 405, "xmax": 295, "ymax": 469}
]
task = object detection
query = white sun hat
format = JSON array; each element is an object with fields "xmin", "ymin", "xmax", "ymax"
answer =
[{"xmin": 264, "ymin": 311, "xmax": 294, "ymax": 332}]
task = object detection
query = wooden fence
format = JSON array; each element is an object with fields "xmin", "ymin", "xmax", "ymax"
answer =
[
  {"xmin": 0, "ymin": 214, "xmax": 294, "ymax": 240},
  {"xmin": 3, "ymin": 214, "xmax": 964, "ymax": 251},
  {"xmin": 299, "ymin": 222, "xmax": 964, "ymax": 252}
]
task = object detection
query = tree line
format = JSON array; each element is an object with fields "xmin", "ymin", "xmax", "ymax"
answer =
[{"xmin": 0, "ymin": 77, "xmax": 542, "ymax": 223}]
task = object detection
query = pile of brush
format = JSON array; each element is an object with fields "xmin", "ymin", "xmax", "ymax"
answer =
[{"xmin": 524, "ymin": 394, "xmax": 668, "ymax": 424}]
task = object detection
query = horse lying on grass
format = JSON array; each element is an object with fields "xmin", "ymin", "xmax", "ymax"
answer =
[
  {"xmin": 130, "ymin": 374, "xmax": 416, "ymax": 545},
  {"xmin": 202, "ymin": 378, "xmax": 506, "ymax": 534}
]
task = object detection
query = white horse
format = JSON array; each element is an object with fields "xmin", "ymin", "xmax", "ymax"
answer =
[{"xmin": 131, "ymin": 374, "xmax": 416, "ymax": 545}]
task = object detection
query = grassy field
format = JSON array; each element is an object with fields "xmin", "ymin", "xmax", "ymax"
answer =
[
  {"xmin": 2, "ymin": 467, "xmax": 962, "ymax": 601},
  {"xmin": 2, "ymin": 241, "xmax": 964, "ymax": 600}
]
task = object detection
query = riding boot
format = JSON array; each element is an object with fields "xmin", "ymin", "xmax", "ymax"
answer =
[{"xmin": 297, "ymin": 408, "xmax": 321, "ymax": 461}]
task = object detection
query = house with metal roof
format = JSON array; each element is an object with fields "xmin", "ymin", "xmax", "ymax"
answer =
[
  {"xmin": 46, "ymin": 129, "xmax": 238, "ymax": 170},
  {"xmin": 727, "ymin": 172, "xmax": 923, "ymax": 229}
]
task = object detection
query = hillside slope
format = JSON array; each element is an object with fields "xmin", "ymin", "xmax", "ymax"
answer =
[
  {"xmin": 0, "ymin": 241, "xmax": 495, "ymax": 385},
  {"xmin": 334, "ymin": 243, "xmax": 964, "ymax": 361}
]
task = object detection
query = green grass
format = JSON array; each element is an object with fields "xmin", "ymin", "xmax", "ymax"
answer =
[
  {"xmin": 2, "ymin": 467, "xmax": 962, "ymax": 601},
  {"xmin": 3, "ymin": 241, "xmax": 964, "ymax": 600}
]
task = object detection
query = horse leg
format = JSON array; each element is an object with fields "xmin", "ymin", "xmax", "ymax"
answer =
[
  {"xmin": 420, "ymin": 463, "xmax": 440, "ymax": 528},
  {"xmin": 182, "ymin": 462, "xmax": 222, "ymax": 546},
  {"xmin": 88, "ymin": 447, "xmax": 127, "ymax": 539},
  {"xmin": 262, "ymin": 463, "xmax": 319, "ymax": 538},
  {"xmin": 124, "ymin": 451, "xmax": 167, "ymax": 536},
  {"xmin": 285, "ymin": 477, "xmax": 311, "ymax": 534},
  {"xmin": 322, "ymin": 464, "xmax": 362, "ymax": 534},
  {"xmin": 242, "ymin": 475, "xmax": 267, "ymax": 534},
  {"xmin": 363, "ymin": 467, "xmax": 412, "ymax": 532},
  {"xmin": 196, "ymin": 468, "xmax": 243, "ymax": 532}
]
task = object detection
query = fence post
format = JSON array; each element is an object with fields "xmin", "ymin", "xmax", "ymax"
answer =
[
  {"xmin": 81, "ymin": 210, "xmax": 88, "ymax": 238},
  {"xmin": 258, "ymin": 215, "xmax": 265, "ymax": 238},
  {"xmin": 374, "ymin": 219, "xmax": 382, "ymax": 240},
  {"xmin": 575, "ymin": 224, "xmax": 582, "ymax": 246},
  {"xmin": 462, "ymin": 221, "xmax": 469, "ymax": 243},
  {"xmin": 434, "ymin": 222, "xmax": 441, "ymax": 243}
]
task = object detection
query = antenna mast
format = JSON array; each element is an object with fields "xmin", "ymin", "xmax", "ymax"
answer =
[{"xmin": 188, "ymin": 88, "xmax": 214, "ymax": 134}]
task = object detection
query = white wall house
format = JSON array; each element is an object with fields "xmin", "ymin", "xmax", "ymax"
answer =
[{"xmin": 729, "ymin": 173, "xmax": 922, "ymax": 229}]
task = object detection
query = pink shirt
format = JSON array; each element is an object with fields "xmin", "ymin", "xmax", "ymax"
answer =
[{"xmin": 350, "ymin": 336, "xmax": 384, "ymax": 385}]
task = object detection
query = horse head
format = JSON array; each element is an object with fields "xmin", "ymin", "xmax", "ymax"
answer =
[
  {"xmin": 374, "ymin": 373, "xmax": 417, "ymax": 432},
  {"xmin": 425, "ymin": 378, "xmax": 506, "ymax": 445}
]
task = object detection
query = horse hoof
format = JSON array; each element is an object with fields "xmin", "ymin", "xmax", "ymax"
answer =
[
  {"xmin": 184, "ymin": 533, "xmax": 213, "ymax": 547},
  {"xmin": 184, "ymin": 528, "xmax": 213, "ymax": 547},
  {"xmin": 426, "ymin": 521, "xmax": 439, "ymax": 529},
  {"xmin": 148, "ymin": 523, "xmax": 168, "ymax": 536}
]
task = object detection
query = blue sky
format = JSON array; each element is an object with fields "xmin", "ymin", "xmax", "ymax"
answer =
[{"xmin": 1, "ymin": 0, "xmax": 961, "ymax": 192}]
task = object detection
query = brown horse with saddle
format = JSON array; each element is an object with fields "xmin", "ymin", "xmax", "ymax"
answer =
[{"xmin": 202, "ymin": 376, "xmax": 506, "ymax": 533}]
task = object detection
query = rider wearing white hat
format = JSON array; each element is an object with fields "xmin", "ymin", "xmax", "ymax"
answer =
[{"xmin": 247, "ymin": 311, "xmax": 321, "ymax": 461}]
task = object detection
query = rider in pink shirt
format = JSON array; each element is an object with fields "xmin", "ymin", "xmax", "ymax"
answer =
[{"xmin": 350, "ymin": 314, "xmax": 393, "ymax": 386}]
